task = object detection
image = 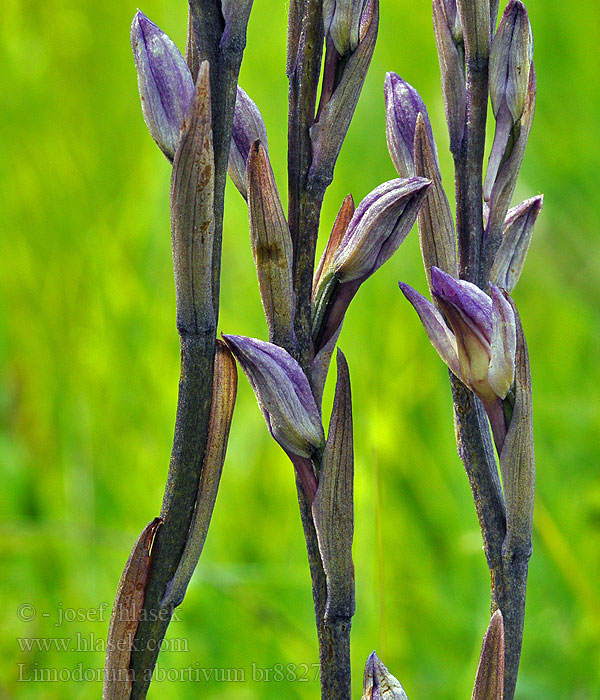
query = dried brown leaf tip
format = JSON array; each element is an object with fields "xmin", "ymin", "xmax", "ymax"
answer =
[{"xmin": 103, "ymin": 518, "xmax": 161, "ymax": 700}]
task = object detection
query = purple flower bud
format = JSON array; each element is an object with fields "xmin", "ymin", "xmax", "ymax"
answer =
[
  {"xmin": 311, "ymin": 179, "xmax": 429, "ymax": 362},
  {"xmin": 384, "ymin": 73, "xmax": 436, "ymax": 178},
  {"xmin": 333, "ymin": 177, "xmax": 431, "ymax": 283},
  {"xmin": 323, "ymin": 0, "xmax": 367, "ymax": 55},
  {"xmin": 362, "ymin": 652, "xmax": 409, "ymax": 700},
  {"xmin": 228, "ymin": 86, "xmax": 268, "ymax": 199},
  {"xmin": 491, "ymin": 195, "xmax": 543, "ymax": 292},
  {"xmin": 131, "ymin": 11, "xmax": 195, "ymax": 161},
  {"xmin": 400, "ymin": 268, "xmax": 517, "ymax": 452},
  {"xmin": 490, "ymin": 1, "xmax": 533, "ymax": 125},
  {"xmin": 484, "ymin": 1, "xmax": 533, "ymax": 199},
  {"xmin": 222, "ymin": 336, "xmax": 325, "ymax": 460}
]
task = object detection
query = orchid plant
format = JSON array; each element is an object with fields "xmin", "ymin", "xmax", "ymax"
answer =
[{"xmin": 103, "ymin": 2, "xmax": 540, "ymax": 700}]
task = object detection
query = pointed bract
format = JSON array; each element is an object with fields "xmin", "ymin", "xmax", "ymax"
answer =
[
  {"xmin": 131, "ymin": 11, "xmax": 195, "ymax": 161},
  {"xmin": 246, "ymin": 142, "xmax": 296, "ymax": 348},
  {"xmin": 313, "ymin": 350, "xmax": 355, "ymax": 620},
  {"xmin": 432, "ymin": 0, "xmax": 467, "ymax": 154},
  {"xmin": 491, "ymin": 195, "xmax": 543, "ymax": 292},
  {"xmin": 485, "ymin": 64, "xmax": 536, "ymax": 262},
  {"xmin": 471, "ymin": 610, "xmax": 505, "ymax": 700},
  {"xmin": 384, "ymin": 73, "xmax": 436, "ymax": 178},
  {"xmin": 222, "ymin": 336, "xmax": 325, "ymax": 459},
  {"xmin": 413, "ymin": 114, "xmax": 458, "ymax": 287},
  {"xmin": 228, "ymin": 86, "xmax": 269, "ymax": 199},
  {"xmin": 499, "ymin": 300, "xmax": 535, "ymax": 546},
  {"xmin": 161, "ymin": 342, "xmax": 237, "ymax": 609}
]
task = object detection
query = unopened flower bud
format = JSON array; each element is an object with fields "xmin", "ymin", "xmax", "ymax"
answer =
[
  {"xmin": 484, "ymin": 1, "xmax": 533, "ymax": 200},
  {"xmin": 228, "ymin": 86, "xmax": 268, "ymax": 199},
  {"xmin": 311, "ymin": 178, "xmax": 429, "ymax": 360},
  {"xmin": 222, "ymin": 335, "xmax": 325, "ymax": 460},
  {"xmin": 334, "ymin": 177, "xmax": 431, "ymax": 283},
  {"xmin": 323, "ymin": 0, "xmax": 366, "ymax": 55},
  {"xmin": 490, "ymin": 1, "xmax": 533, "ymax": 126},
  {"xmin": 384, "ymin": 73, "xmax": 436, "ymax": 178},
  {"xmin": 362, "ymin": 652, "xmax": 410, "ymax": 700},
  {"xmin": 131, "ymin": 11, "xmax": 194, "ymax": 161}
]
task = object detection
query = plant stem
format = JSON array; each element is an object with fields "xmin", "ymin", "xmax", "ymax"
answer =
[
  {"xmin": 498, "ymin": 544, "xmax": 531, "ymax": 700},
  {"xmin": 454, "ymin": 55, "xmax": 488, "ymax": 287},
  {"xmin": 450, "ymin": 374, "xmax": 506, "ymax": 602},
  {"xmin": 287, "ymin": 0, "xmax": 326, "ymax": 375},
  {"xmin": 452, "ymin": 6, "xmax": 531, "ymax": 698},
  {"xmin": 287, "ymin": 4, "xmax": 353, "ymax": 699},
  {"xmin": 128, "ymin": 6, "xmax": 252, "ymax": 696},
  {"xmin": 129, "ymin": 334, "xmax": 216, "ymax": 700},
  {"xmin": 188, "ymin": 0, "xmax": 253, "ymax": 314}
]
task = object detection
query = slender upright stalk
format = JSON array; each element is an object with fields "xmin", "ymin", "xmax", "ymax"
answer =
[
  {"xmin": 287, "ymin": 0, "xmax": 326, "ymax": 375},
  {"xmin": 454, "ymin": 2, "xmax": 489, "ymax": 287},
  {"xmin": 287, "ymin": 3, "xmax": 352, "ymax": 699},
  {"xmin": 128, "ymin": 6, "xmax": 252, "ymax": 697},
  {"xmin": 450, "ymin": 4, "xmax": 534, "ymax": 698},
  {"xmin": 450, "ymin": 375, "xmax": 506, "ymax": 599}
]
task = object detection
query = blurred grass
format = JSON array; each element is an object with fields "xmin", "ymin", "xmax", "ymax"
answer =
[{"xmin": 1, "ymin": 0, "xmax": 599, "ymax": 698}]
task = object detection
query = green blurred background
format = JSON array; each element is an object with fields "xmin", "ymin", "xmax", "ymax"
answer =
[{"xmin": 1, "ymin": 0, "xmax": 599, "ymax": 698}]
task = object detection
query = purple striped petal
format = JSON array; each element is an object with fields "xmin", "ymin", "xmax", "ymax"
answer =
[{"xmin": 399, "ymin": 281, "xmax": 460, "ymax": 378}]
